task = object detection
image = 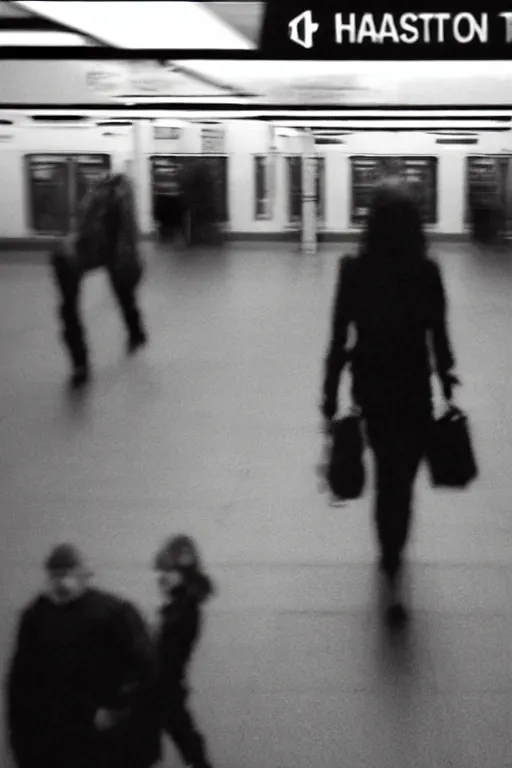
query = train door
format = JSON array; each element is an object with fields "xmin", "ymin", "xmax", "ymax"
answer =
[
  {"xmin": 315, "ymin": 156, "xmax": 326, "ymax": 224},
  {"xmin": 26, "ymin": 153, "xmax": 111, "ymax": 236},
  {"xmin": 150, "ymin": 154, "xmax": 229, "ymax": 235},
  {"xmin": 150, "ymin": 156, "xmax": 183, "ymax": 237},
  {"xmin": 466, "ymin": 155, "xmax": 512, "ymax": 239},
  {"xmin": 26, "ymin": 154, "xmax": 71, "ymax": 235},
  {"xmin": 197, "ymin": 155, "xmax": 228, "ymax": 224},
  {"xmin": 495, "ymin": 155, "xmax": 512, "ymax": 236},
  {"xmin": 401, "ymin": 157, "xmax": 438, "ymax": 224},
  {"xmin": 504, "ymin": 158, "xmax": 512, "ymax": 235},
  {"xmin": 350, "ymin": 156, "xmax": 381, "ymax": 224},
  {"xmin": 286, "ymin": 156, "xmax": 303, "ymax": 227}
]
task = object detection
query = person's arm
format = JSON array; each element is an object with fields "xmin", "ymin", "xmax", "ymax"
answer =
[
  {"xmin": 5, "ymin": 608, "xmax": 39, "ymax": 765},
  {"xmin": 429, "ymin": 260, "xmax": 459, "ymax": 400},
  {"xmin": 321, "ymin": 256, "xmax": 355, "ymax": 420},
  {"xmin": 98, "ymin": 600, "xmax": 155, "ymax": 719},
  {"xmin": 159, "ymin": 599, "xmax": 199, "ymax": 690}
]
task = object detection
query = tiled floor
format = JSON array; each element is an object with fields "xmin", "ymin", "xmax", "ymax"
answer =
[{"xmin": 1, "ymin": 240, "xmax": 511, "ymax": 768}]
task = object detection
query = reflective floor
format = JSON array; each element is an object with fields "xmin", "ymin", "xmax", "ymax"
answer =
[{"xmin": 1, "ymin": 240, "xmax": 512, "ymax": 768}]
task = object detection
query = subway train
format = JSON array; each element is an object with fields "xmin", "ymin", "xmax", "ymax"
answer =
[{"xmin": 0, "ymin": 114, "xmax": 511, "ymax": 246}]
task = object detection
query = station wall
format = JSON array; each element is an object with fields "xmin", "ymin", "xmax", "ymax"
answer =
[{"xmin": 0, "ymin": 117, "xmax": 511, "ymax": 245}]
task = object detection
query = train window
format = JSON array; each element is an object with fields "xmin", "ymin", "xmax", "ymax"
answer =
[
  {"xmin": 465, "ymin": 155, "xmax": 512, "ymax": 233},
  {"xmin": 254, "ymin": 155, "xmax": 271, "ymax": 220},
  {"xmin": 350, "ymin": 157, "xmax": 381, "ymax": 224},
  {"xmin": 350, "ymin": 156, "xmax": 438, "ymax": 226},
  {"xmin": 150, "ymin": 156, "xmax": 182, "ymax": 197},
  {"xmin": 200, "ymin": 126, "xmax": 226, "ymax": 155},
  {"xmin": 316, "ymin": 156, "xmax": 326, "ymax": 222},
  {"xmin": 402, "ymin": 157, "xmax": 438, "ymax": 225},
  {"xmin": 26, "ymin": 155, "xmax": 71, "ymax": 235},
  {"xmin": 286, "ymin": 156, "xmax": 303, "ymax": 223},
  {"xmin": 74, "ymin": 155, "xmax": 111, "ymax": 214},
  {"xmin": 26, "ymin": 153, "xmax": 111, "ymax": 235}
]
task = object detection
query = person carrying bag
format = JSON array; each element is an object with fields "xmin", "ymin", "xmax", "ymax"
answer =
[
  {"xmin": 319, "ymin": 364, "xmax": 366, "ymax": 504},
  {"xmin": 426, "ymin": 402, "xmax": 478, "ymax": 489},
  {"xmin": 319, "ymin": 180, "xmax": 476, "ymax": 617}
]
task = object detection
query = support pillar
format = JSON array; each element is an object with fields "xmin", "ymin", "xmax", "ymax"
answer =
[
  {"xmin": 132, "ymin": 120, "xmax": 154, "ymax": 239},
  {"xmin": 301, "ymin": 130, "xmax": 317, "ymax": 254}
]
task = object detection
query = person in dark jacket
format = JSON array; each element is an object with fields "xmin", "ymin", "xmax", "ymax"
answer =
[
  {"xmin": 50, "ymin": 173, "xmax": 148, "ymax": 390},
  {"xmin": 321, "ymin": 180, "xmax": 460, "ymax": 614},
  {"xmin": 153, "ymin": 535, "xmax": 215, "ymax": 768},
  {"xmin": 5, "ymin": 544, "xmax": 160, "ymax": 768}
]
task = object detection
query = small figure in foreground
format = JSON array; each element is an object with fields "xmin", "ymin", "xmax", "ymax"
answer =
[
  {"xmin": 5, "ymin": 543, "xmax": 160, "ymax": 768},
  {"xmin": 153, "ymin": 534, "xmax": 215, "ymax": 768}
]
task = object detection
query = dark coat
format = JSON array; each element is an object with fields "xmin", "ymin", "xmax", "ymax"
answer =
[
  {"xmin": 322, "ymin": 253, "xmax": 456, "ymax": 420},
  {"xmin": 5, "ymin": 588, "xmax": 160, "ymax": 768},
  {"xmin": 155, "ymin": 572, "xmax": 213, "ymax": 707},
  {"xmin": 52, "ymin": 174, "xmax": 143, "ymax": 287}
]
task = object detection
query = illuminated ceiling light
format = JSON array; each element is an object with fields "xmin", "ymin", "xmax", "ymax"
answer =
[
  {"xmin": 270, "ymin": 119, "xmax": 510, "ymax": 129},
  {"xmin": 112, "ymin": 96, "xmax": 252, "ymax": 105},
  {"xmin": 12, "ymin": 0, "xmax": 255, "ymax": 49},
  {"xmin": 0, "ymin": 31, "xmax": 88, "ymax": 45}
]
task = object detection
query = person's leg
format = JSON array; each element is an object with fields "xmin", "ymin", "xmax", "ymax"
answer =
[
  {"xmin": 367, "ymin": 415, "xmax": 428, "ymax": 577},
  {"xmin": 108, "ymin": 270, "xmax": 148, "ymax": 354},
  {"xmin": 162, "ymin": 687, "xmax": 212, "ymax": 768},
  {"xmin": 51, "ymin": 254, "xmax": 90, "ymax": 387}
]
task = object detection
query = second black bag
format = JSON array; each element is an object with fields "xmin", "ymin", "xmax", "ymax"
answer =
[
  {"xmin": 425, "ymin": 406, "xmax": 478, "ymax": 489},
  {"xmin": 326, "ymin": 412, "xmax": 366, "ymax": 501}
]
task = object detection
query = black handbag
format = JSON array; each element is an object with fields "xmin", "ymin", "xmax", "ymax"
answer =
[
  {"xmin": 425, "ymin": 405, "xmax": 478, "ymax": 489},
  {"xmin": 324, "ymin": 408, "xmax": 366, "ymax": 501}
]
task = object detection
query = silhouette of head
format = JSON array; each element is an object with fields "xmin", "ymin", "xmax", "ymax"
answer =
[
  {"xmin": 154, "ymin": 534, "xmax": 203, "ymax": 598},
  {"xmin": 44, "ymin": 544, "xmax": 91, "ymax": 605},
  {"xmin": 361, "ymin": 179, "xmax": 426, "ymax": 262}
]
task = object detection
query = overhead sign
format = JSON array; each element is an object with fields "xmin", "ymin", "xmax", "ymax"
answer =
[
  {"xmin": 86, "ymin": 65, "xmax": 128, "ymax": 95},
  {"xmin": 86, "ymin": 63, "xmax": 233, "ymax": 98},
  {"xmin": 244, "ymin": 73, "xmax": 386, "ymax": 104},
  {"xmin": 260, "ymin": 1, "xmax": 512, "ymax": 58},
  {"xmin": 154, "ymin": 126, "xmax": 182, "ymax": 140},
  {"xmin": 201, "ymin": 126, "xmax": 226, "ymax": 154},
  {"xmin": 261, "ymin": 85, "xmax": 379, "ymax": 104}
]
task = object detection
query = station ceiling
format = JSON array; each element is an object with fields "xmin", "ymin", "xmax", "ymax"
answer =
[{"xmin": 2, "ymin": 2, "xmax": 512, "ymax": 109}]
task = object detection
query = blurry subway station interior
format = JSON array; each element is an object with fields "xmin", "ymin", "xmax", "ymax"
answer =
[{"xmin": 1, "ymin": 2, "xmax": 512, "ymax": 767}]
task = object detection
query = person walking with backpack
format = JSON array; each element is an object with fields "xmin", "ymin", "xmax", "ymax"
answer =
[
  {"xmin": 321, "ymin": 180, "xmax": 460, "ymax": 616},
  {"xmin": 153, "ymin": 535, "xmax": 215, "ymax": 768}
]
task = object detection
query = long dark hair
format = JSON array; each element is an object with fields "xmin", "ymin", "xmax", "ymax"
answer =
[{"xmin": 360, "ymin": 178, "xmax": 427, "ymax": 262}]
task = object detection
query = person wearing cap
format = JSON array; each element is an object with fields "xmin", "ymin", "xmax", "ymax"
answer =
[
  {"xmin": 153, "ymin": 535, "xmax": 215, "ymax": 768},
  {"xmin": 5, "ymin": 543, "xmax": 160, "ymax": 768}
]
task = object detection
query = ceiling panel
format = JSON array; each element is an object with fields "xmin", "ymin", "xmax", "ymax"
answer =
[
  {"xmin": 202, "ymin": 2, "xmax": 263, "ymax": 45},
  {"xmin": 0, "ymin": 0, "xmax": 33, "ymax": 17},
  {"xmin": 12, "ymin": 1, "xmax": 255, "ymax": 48}
]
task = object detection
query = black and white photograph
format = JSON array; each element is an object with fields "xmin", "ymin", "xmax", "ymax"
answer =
[{"xmin": 0, "ymin": 2, "xmax": 510, "ymax": 768}]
